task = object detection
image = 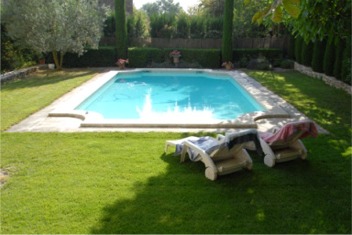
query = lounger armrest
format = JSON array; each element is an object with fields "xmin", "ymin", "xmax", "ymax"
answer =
[{"xmin": 216, "ymin": 134, "xmax": 225, "ymax": 142}]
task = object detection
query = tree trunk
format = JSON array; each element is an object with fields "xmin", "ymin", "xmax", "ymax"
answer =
[{"xmin": 52, "ymin": 50, "xmax": 64, "ymax": 70}]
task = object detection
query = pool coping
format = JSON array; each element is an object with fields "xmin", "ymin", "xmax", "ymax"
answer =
[{"xmin": 47, "ymin": 69, "xmax": 290, "ymax": 129}]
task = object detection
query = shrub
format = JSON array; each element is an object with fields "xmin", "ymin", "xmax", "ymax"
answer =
[
  {"xmin": 280, "ymin": 59, "xmax": 294, "ymax": 69},
  {"xmin": 233, "ymin": 48, "xmax": 283, "ymax": 64},
  {"xmin": 247, "ymin": 56, "xmax": 271, "ymax": 70}
]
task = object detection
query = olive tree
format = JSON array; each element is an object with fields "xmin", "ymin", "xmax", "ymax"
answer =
[{"xmin": 2, "ymin": 0, "xmax": 108, "ymax": 70}]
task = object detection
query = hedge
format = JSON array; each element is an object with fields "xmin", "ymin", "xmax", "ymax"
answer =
[
  {"xmin": 59, "ymin": 47, "xmax": 283, "ymax": 69},
  {"xmin": 60, "ymin": 48, "xmax": 116, "ymax": 68}
]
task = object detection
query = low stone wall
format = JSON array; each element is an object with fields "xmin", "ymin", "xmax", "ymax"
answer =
[
  {"xmin": 0, "ymin": 65, "xmax": 47, "ymax": 83},
  {"xmin": 294, "ymin": 62, "xmax": 351, "ymax": 95}
]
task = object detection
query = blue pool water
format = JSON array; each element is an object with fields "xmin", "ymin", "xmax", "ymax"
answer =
[{"xmin": 75, "ymin": 71, "xmax": 265, "ymax": 121}]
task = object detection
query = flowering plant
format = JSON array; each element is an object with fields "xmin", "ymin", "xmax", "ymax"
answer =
[
  {"xmin": 116, "ymin": 58, "xmax": 129, "ymax": 69},
  {"xmin": 116, "ymin": 58, "xmax": 129, "ymax": 66},
  {"xmin": 222, "ymin": 61, "xmax": 234, "ymax": 70},
  {"xmin": 169, "ymin": 50, "xmax": 181, "ymax": 58}
]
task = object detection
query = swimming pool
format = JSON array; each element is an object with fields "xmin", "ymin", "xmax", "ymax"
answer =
[
  {"xmin": 75, "ymin": 71, "xmax": 265, "ymax": 122},
  {"xmin": 49, "ymin": 69, "xmax": 290, "ymax": 129}
]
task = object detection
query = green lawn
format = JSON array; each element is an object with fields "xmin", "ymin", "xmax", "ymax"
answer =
[{"xmin": 1, "ymin": 69, "xmax": 351, "ymax": 234}]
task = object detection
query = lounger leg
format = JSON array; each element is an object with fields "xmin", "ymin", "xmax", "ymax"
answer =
[
  {"xmin": 205, "ymin": 167, "xmax": 217, "ymax": 181},
  {"xmin": 260, "ymin": 138, "xmax": 276, "ymax": 167},
  {"xmin": 290, "ymin": 140, "xmax": 308, "ymax": 160}
]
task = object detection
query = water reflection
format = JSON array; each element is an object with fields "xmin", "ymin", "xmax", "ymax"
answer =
[{"xmin": 136, "ymin": 90, "xmax": 215, "ymax": 123}]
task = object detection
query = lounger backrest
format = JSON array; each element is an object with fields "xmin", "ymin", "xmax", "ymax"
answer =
[
  {"xmin": 269, "ymin": 121, "xmax": 318, "ymax": 148},
  {"xmin": 211, "ymin": 129, "xmax": 263, "ymax": 160}
]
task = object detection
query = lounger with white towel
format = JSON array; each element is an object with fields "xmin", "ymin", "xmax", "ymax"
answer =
[
  {"xmin": 258, "ymin": 120, "xmax": 319, "ymax": 167},
  {"xmin": 165, "ymin": 129, "xmax": 263, "ymax": 181}
]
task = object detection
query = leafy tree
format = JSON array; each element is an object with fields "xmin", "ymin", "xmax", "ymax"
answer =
[
  {"xmin": 251, "ymin": 0, "xmax": 351, "ymax": 43},
  {"xmin": 176, "ymin": 13, "xmax": 190, "ymax": 38},
  {"xmin": 2, "ymin": 0, "xmax": 108, "ymax": 70},
  {"xmin": 198, "ymin": 0, "xmax": 225, "ymax": 17},
  {"xmin": 115, "ymin": 0, "xmax": 128, "ymax": 59},
  {"xmin": 127, "ymin": 8, "xmax": 150, "ymax": 41},
  {"xmin": 222, "ymin": 0, "xmax": 234, "ymax": 62},
  {"xmin": 141, "ymin": 0, "xmax": 182, "ymax": 16}
]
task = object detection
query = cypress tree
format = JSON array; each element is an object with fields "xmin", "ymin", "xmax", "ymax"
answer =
[
  {"xmin": 311, "ymin": 39, "xmax": 326, "ymax": 73},
  {"xmin": 115, "ymin": 0, "xmax": 128, "ymax": 59},
  {"xmin": 301, "ymin": 40, "xmax": 313, "ymax": 67},
  {"xmin": 333, "ymin": 38, "xmax": 344, "ymax": 79},
  {"xmin": 294, "ymin": 36, "xmax": 303, "ymax": 63},
  {"xmin": 323, "ymin": 41, "xmax": 335, "ymax": 76},
  {"xmin": 221, "ymin": 0, "xmax": 234, "ymax": 63},
  {"xmin": 341, "ymin": 36, "xmax": 351, "ymax": 84}
]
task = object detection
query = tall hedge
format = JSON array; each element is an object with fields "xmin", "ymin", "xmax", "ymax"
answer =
[
  {"xmin": 221, "ymin": 0, "xmax": 234, "ymax": 62},
  {"xmin": 115, "ymin": 0, "xmax": 128, "ymax": 59},
  {"xmin": 311, "ymin": 39, "xmax": 326, "ymax": 73}
]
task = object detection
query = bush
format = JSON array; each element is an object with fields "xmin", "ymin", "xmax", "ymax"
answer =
[
  {"xmin": 280, "ymin": 59, "xmax": 294, "ymax": 69},
  {"xmin": 233, "ymin": 48, "xmax": 283, "ymax": 63},
  {"xmin": 246, "ymin": 56, "xmax": 271, "ymax": 70}
]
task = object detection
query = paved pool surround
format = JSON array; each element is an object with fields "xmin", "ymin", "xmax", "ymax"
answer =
[{"xmin": 7, "ymin": 69, "xmax": 322, "ymax": 133}]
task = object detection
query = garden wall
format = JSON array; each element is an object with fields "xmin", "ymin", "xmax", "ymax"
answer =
[{"xmin": 294, "ymin": 62, "xmax": 351, "ymax": 95}]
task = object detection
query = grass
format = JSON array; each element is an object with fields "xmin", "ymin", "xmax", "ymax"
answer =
[
  {"xmin": 0, "ymin": 69, "xmax": 100, "ymax": 131},
  {"xmin": 1, "ymin": 69, "xmax": 351, "ymax": 234}
]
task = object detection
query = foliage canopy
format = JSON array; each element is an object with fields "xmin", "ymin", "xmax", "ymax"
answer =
[{"xmin": 2, "ymin": 0, "xmax": 108, "ymax": 70}]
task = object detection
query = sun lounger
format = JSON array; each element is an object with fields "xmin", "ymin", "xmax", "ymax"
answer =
[
  {"xmin": 259, "ymin": 120, "xmax": 319, "ymax": 167},
  {"xmin": 165, "ymin": 129, "xmax": 263, "ymax": 180}
]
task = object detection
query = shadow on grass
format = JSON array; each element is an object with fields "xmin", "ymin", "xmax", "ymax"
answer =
[
  {"xmin": 1, "ymin": 68, "xmax": 103, "ymax": 91},
  {"xmin": 90, "ymin": 138, "xmax": 351, "ymax": 234}
]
